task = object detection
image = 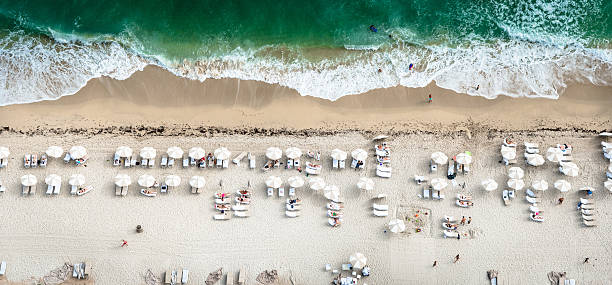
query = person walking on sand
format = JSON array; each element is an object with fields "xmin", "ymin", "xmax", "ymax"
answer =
[
  {"xmin": 454, "ymin": 254, "xmax": 460, "ymax": 263},
  {"xmin": 558, "ymin": 197, "xmax": 564, "ymax": 204},
  {"xmin": 432, "ymin": 261, "xmax": 437, "ymax": 267},
  {"xmin": 467, "ymin": 217, "xmax": 472, "ymax": 225},
  {"xmin": 583, "ymin": 257, "xmax": 590, "ymax": 264},
  {"xmin": 428, "ymin": 94, "xmax": 432, "ymax": 104},
  {"xmin": 121, "ymin": 239, "xmax": 128, "ymax": 247},
  {"xmin": 460, "ymin": 216, "xmax": 466, "ymax": 225}
]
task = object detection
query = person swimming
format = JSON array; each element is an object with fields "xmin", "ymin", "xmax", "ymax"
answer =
[{"xmin": 369, "ymin": 25, "xmax": 377, "ymax": 32}]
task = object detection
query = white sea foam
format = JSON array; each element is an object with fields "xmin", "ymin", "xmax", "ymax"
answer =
[{"xmin": 0, "ymin": 29, "xmax": 610, "ymax": 106}]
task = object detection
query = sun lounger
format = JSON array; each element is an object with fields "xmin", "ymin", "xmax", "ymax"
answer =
[
  {"xmin": 216, "ymin": 158, "xmax": 223, "ymax": 168},
  {"xmin": 456, "ymin": 194, "xmax": 472, "ymax": 201},
  {"xmin": 22, "ymin": 185, "xmax": 29, "ymax": 195},
  {"xmin": 443, "ymin": 230, "xmax": 459, "ymax": 239},
  {"xmin": 286, "ymin": 203, "xmax": 301, "ymax": 211},
  {"xmin": 503, "ymin": 138, "xmax": 516, "ymax": 147},
  {"xmin": 286, "ymin": 188, "xmax": 295, "ymax": 197},
  {"xmin": 328, "ymin": 218, "xmax": 342, "ymax": 227},
  {"xmin": 131, "ymin": 158, "xmax": 137, "ymax": 167},
  {"xmin": 339, "ymin": 159, "xmax": 345, "ymax": 169},
  {"xmin": 64, "ymin": 153, "xmax": 71, "ymax": 163},
  {"xmin": 529, "ymin": 205, "xmax": 540, "ymax": 212},
  {"xmin": 580, "ymin": 198, "xmax": 594, "ymax": 204},
  {"xmin": 160, "ymin": 156, "xmax": 168, "ymax": 168},
  {"xmin": 530, "ymin": 213, "xmax": 544, "ymax": 222},
  {"xmin": 46, "ymin": 185, "xmax": 54, "ymax": 195},
  {"xmin": 456, "ymin": 200, "xmax": 473, "ymax": 208},
  {"xmin": 287, "ymin": 198, "xmax": 302, "ymax": 205},
  {"xmin": 351, "ymin": 158, "xmax": 358, "ymax": 168},
  {"xmin": 115, "ymin": 185, "xmax": 123, "ymax": 196},
  {"xmin": 447, "ymin": 159, "xmax": 456, "ymax": 179},
  {"xmin": 180, "ymin": 269, "xmax": 188, "ymax": 283},
  {"xmin": 432, "ymin": 191, "xmax": 440, "ymax": 200},
  {"xmin": 376, "ymin": 165, "xmax": 392, "ymax": 178},
  {"xmin": 372, "ymin": 203, "xmax": 388, "ymax": 211},
  {"xmin": 583, "ymin": 220, "xmax": 597, "ymax": 227},
  {"xmin": 121, "ymin": 185, "xmax": 128, "ymax": 196},
  {"xmin": 502, "ymin": 190, "xmax": 510, "ymax": 206},
  {"xmin": 168, "ymin": 158, "xmax": 174, "ymax": 167},
  {"xmin": 0, "ymin": 158, "xmax": 7, "ymax": 168},
  {"xmin": 372, "ymin": 209, "xmax": 388, "ymax": 217},
  {"xmin": 234, "ymin": 211, "xmax": 250, "ymax": 218},
  {"xmin": 24, "ymin": 155, "xmax": 30, "ymax": 168},
  {"xmin": 526, "ymin": 196, "xmax": 541, "ymax": 204},
  {"xmin": 508, "ymin": 190, "xmax": 515, "ymax": 199},
  {"xmin": 286, "ymin": 210, "xmax": 300, "ymax": 218},
  {"xmin": 526, "ymin": 189, "xmax": 538, "ymax": 198},
  {"xmin": 30, "ymin": 154, "xmax": 37, "ymax": 168},
  {"xmin": 0, "ymin": 179, "xmax": 5, "ymax": 193},
  {"xmin": 148, "ymin": 159, "xmax": 155, "ymax": 168},
  {"xmin": 267, "ymin": 187, "xmax": 273, "ymax": 197},
  {"xmin": 503, "ymin": 157, "xmax": 517, "ymax": 165},
  {"xmin": 77, "ymin": 185, "xmax": 93, "ymax": 196},
  {"xmin": 232, "ymin": 152, "xmax": 247, "ymax": 165},
  {"xmin": 53, "ymin": 184, "xmax": 60, "ymax": 195},
  {"xmin": 444, "ymin": 215, "xmax": 457, "ymax": 222},
  {"xmin": 213, "ymin": 213, "xmax": 231, "ymax": 220},
  {"xmin": 0, "ymin": 261, "xmax": 5, "ymax": 276},
  {"xmin": 582, "ymin": 214, "xmax": 594, "ymax": 221},
  {"xmin": 238, "ymin": 269, "xmax": 246, "ymax": 285},
  {"xmin": 423, "ymin": 187, "xmax": 430, "ymax": 199},
  {"xmin": 581, "ymin": 208, "xmax": 595, "ymax": 215},
  {"xmin": 332, "ymin": 158, "xmax": 339, "ymax": 169},
  {"xmin": 581, "ymin": 203, "xmax": 595, "ymax": 210},
  {"xmin": 286, "ymin": 159, "xmax": 293, "ymax": 169},
  {"xmin": 294, "ymin": 159, "xmax": 300, "ymax": 168},
  {"xmin": 182, "ymin": 158, "xmax": 189, "ymax": 168},
  {"xmin": 463, "ymin": 163, "xmax": 470, "ymax": 174},
  {"xmin": 248, "ymin": 152, "xmax": 255, "ymax": 169},
  {"xmin": 198, "ymin": 159, "xmax": 206, "ymax": 168},
  {"xmin": 414, "ymin": 175, "xmax": 428, "ymax": 185},
  {"xmin": 278, "ymin": 187, "xmax": 285, "ymax": 197},
  {"xmin": 222, "ymin": 159, "xmax": 228, "ymax": 168},
  {"xmin": 122, "ymin": 156, "xmax": 130, "ymax": 168},
  {"xmin": 233, "ymin": 203, "xmax": 248, "ymax": 211}
]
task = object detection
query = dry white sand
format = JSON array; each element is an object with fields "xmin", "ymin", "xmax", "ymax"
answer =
[{"xmin": 0, "ymin": 131, "xmax": 610, "ymax": 285}]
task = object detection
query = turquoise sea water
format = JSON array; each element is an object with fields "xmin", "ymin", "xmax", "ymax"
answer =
[{"xmin": 0, "ymin": 0, "xmax": 610, "ymax": 104}]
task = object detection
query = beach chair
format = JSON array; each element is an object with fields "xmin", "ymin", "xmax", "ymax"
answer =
[
  {"xmin": 286, "ymin": 210, "xmax": 300, "ymax": 218},
  {"xmin": 121, "ymin": 185, "xmax": 128, "ymax": 196},
  {"xmin": 70, "ymin": 185, "xmax": 78, "ymax": 195},
  {"xmin": 226, "ymin": 271, "xmax": 234, "ymax": 285},
  {"xmin": 286, "ymin": 203, "xmax": 301, "ymax": 211},
  {"xmin": 524, "ymin": 142, "xmax": 539, "ymax": 154},
  {"xmin": 213, "ymin": 213, "xmax": 231, "ymax": 220},
  {"xmin": 430, "ymin": 160, "xmax": 437, "ymax": 173},
  {"xmin": 0, "ymin": 261, "xmax": 5, "ymax": 276},
  {"xmin": 160, "ymin": 156, "xmax": 168, "ymax": 168},
  {"xmin": 141, "ymin": 158, "xmax": 147, "ymax": 167},
  {"xmin": 238, "ymin": 269, "xmax": 245, "ymax": 285},
  {"xmin": 286, "ymin": 159, "xmax": 293, "ymax": 169},
  {"xmin": 53, "ymin": 184, "xmax": 60, "ymax": 195},
  {"xmin": 46, "ymin": 185, "xmax": 54, "ymax": 195},
  {"xmin": 414, "ymin": 175, "xmax": 428, "ymax": 185},
  {"xmin": 115, "ymin": 185, "xmax": 122, "ymax": 196},
  {"xmin": 503, "ymin": 138, "xmax": 516, "ymax": 147},
  {"xmin": 373, "ymin": 209, "xmax": 388, "ymax": 217},
  {"xmin": 267, "ymin": 187, "xmax": 273, "ymax": 197},
  {"xmin": 0, "ymin": 158, "xmax": 7, "ymax": 168},
  {"xmin": 463, "ymin": 163, "xmax": 470, "ymax": 174},
  {"xmin": 24, "ymin": 155, "xmax": 30, "ymax": 168},
  {"xmin": 63, "ymin": 153, "xmax": 71, "ymax": 163},
  {"xmin": 581, "ymin": 204, "xmax": 595, "ymax": 210},
  {"xmin": 222, "ymin": 159, "xmax": 228, "ymax": 168},
  {"xmin": 447, "ymin": 160, "xmax": 456, "ymax": 179},
  {"xmin": 351, "ymin": 159, "xmax": 358, "ymax": 169},
  {"xmin": 581, "ymin": 208, "xmax": 595, "ymax": 216},
  {"xmin": 122, "ymin": 156, "xmax": 130, "ymax": 168},
  {"xmin": 234, "ymin": 211, "xmax": 250, "ymax": 218},
  {"xmin": 148, "ymin": 159, "xmax": 155, "ymax": 168},
  {"xmin": 289, "ymin": 187, "xmax": 295, "ymax": 196},
  {"xmin": 198, "ymin": 159, "xmax": 206, "ymax": 168},
  {"xmin": 526, "ymin": 189, "xmax": 538, "ymax": 198},
  {"xmin": 432, "ymin": 191, "xmax": 440, "ymax": 200},
  {"xmin": 22, "ymin": 185, "xmax": 30, "ymax": 195},
  {"xmin": 502, "ymin": 190, "xmax": 510, "ymax": 206},
  {"xmin": 182, "ymin": 158, "xmax": 189, "ymax": 168},
  {"xmin": 438, "ymin": 191, "xmax": 445, "ymax": 199},
  {"xmin": 526, "ymin": 196, "xmax": 541, "ymax": 204},
  {"xmin": 168, "ymin": 158, "xmax": 174, "ymax": 167},
  {"xmin": 189, "ymin": 157, "xmax": 196, "ymax": 166},
  {"xmin": 580, "ymin": 198, "xmax": 594, "ymax": 204},
  {"xmin": 29, "ymin": 154, "xmax": 36, "ymax": 168},
  {"xmin": 248, "ymin": 152, "xmax": 256, "ymax": 169},
  {"xmin": 0, "ymin": 179, "xmax": 5, "ymax": 193},
  {"xmin": 582, "ymin": 214, "xmax": 594, "ymax": 221},
  {"xmin": 131, "ymin": 158, "xmax": 137, "ymax": 167},
  {"xmin": 278, "ymin": 187, "xmax": 285, "ymax": 197},
  {"xmin": 164, "ymin": 271, "xmax": 172, "ymax": 284},
  {"xmin": 423, "ymin": 187, "xmax": 430, "ymax": 199},
  {"xmin": 233, "ymin": 203, "xmax": 249, "ymax": 211},
  {"xmin": 181, "ymin": 269, "xmax": 189, "ymax": 283},
  {"xmin": 191, "ymin": 187, "xmax": 197, "ymax": 194},
  {"xmin": 216, "ymin": 159, "xmax": 223, "ymax": 168},
  {"xmin": 443, "ymin": 230, "xmax": 459, "ymax": 239},
  {"xmin": 373, "ymin": 203, "xmax": 388, "ymax": 211},
  {"xmin": 332, "ymin": 159, "xmax": 338, "ymax": 169},
  {"xmin": 583, "ymin": 219, "xmax": 597, "ymax": 227},
  {"xmin": 339, "ymin": 159, "xmax": 345, "ymax": 169}
]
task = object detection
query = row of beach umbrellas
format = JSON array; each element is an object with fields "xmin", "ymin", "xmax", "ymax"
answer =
[
  {"xmin": 20, "ymin": 174, "xmax": 86, "ymax": 187},
  {"xmin": 431, "ymin": 151, "xmax": 472, "ymax": 165}
]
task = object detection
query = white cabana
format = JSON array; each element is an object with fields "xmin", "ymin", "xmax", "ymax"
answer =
[
  {"xmin": 140, "ymin": 147, "xmax": 157, "ymax": 159},
  {"xmin": 481, "ymin": 179, "xmax": 498, "ymax": 191},
  {"xmin": 265, "ymin": 147, "xmax": 282, "ymax": 160},
  {"xmin": 508, "ymin": 167, "xmax": 524, "ymax": 179},
  {"xmin": 165, "ymin": 175, "xmax": 181, "ymax": 187},
  {"xmin": 554, "ymin": 179, "xmax": 571, "ymax": 192},
  {"xmin": 287, "ymin": 176, "xmax": 305, "ymax": 188},
  {"xmin": 188, "ymin": 147, "xmax": 206, "ymax": 159},
  {"xmin": 115, "ymin": 146, "xmax": 133, "ymax": 158},
  {"xmin": 430, "ymin": 152, "xmax": 448, "ymax": 164},
  {"xmin": 560, "ymin": 162, "xmax": 579, "ymax": 177},
  {"xmin": 604, "ymin": 179, "xmax": 612, "ymax": 192},
  {"xmin": 351, "ymin": 149, "xmax": 368, "ymax": 161},
  {"xmin": 167, "ymin": 147, "xmax": 184, "ymax": 159},
  {"xmin": 45, "ymin": 146, "xmax": 63, "ymax": 158},
  {"xmin": 388, "ymin": 219, "xmax": 406, "ymax": 233},
  {"xmin": 507, "ymin": 179, "xmax": 525, "ymax": 190},
  {"xmin": 357, "ymin": 177, "xmax": 374, "ymax": 191},
  {"xmin": 532, "ymin": 180, "xmax": 548, "ymax": 191},
  {"xmin": 285, "ymin": 147, "xmax": 302, "ymax": 159},
  {"xmin": 189, "ymin": 176, "xmax": 206, "ymax": 188},
  {"xmin": 138, "ymin": 175, "xmax": 156, "ymax": 187},
  {"xmin": 349, "ymin": 253, "xmax": 367, "ymax": 269},
  {"xmin": 431, "ymin": 178, "xmax": 448, "ymax": 190},
  {"xmin": 0, "ymin": 147, "xmax": 9, "ymax": 159},
  {"xmin": 309, "ymin": 177, "xmax": 326, "ymax": 191},
  {"xmin": 68, "ymin": 174, "xmax": 85, "ymax": 186},
  {"xmin": 214, "ymin": 147, "xmax": 231, "ymax": 160},
  {"xmin": 21, "ymin": 174, "xmax": 37, "ymax": 186},
  {"xmin": 546, "ymin": 147, "xmax": 563, "ymax": 162},
  {"xmin": 331, "ymin": 149, "xmax": 348, "ymax": 161},
  {"xmin": 45, "ymin": 174, "xmax": 61, "ymax": 186},
  {"xmin": 265, "ymin": 176, "xmax": 283, "ymax": 188},
  {"xmin": 500, "ymin": 146, "xmax": 516, "ymax": 160},
  {"xmin": 526, "ymin": 154, "xmax": 545, "ymax": 166},
  {"xmin": 324, "ymin": 185, "xmax": 340, "ymax": 201},
  {"xmin": 114, "ymin": 174, "xmax": 131, "ymax": 187},
  {"xmin": 69, "ymin": 146, "xmax": 87, "ymax": 159},
  {"xmin": 455, "ymin": 152, "xmax": 472, "ymax": 165}
]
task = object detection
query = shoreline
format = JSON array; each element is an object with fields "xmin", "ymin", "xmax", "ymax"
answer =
[{"xmin": 0, "ymin": 66, "xmax": 610, "ymax": 134}]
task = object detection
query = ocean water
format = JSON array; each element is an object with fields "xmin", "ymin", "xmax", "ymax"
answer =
[{"xmin": 0, "ymin": 0, "xmax": 610, "ymax": 105}]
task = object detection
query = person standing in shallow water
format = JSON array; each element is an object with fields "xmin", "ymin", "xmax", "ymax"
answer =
[{"xmin": 428, "ymin": 94, "xmax": 432, "ymax": 103}]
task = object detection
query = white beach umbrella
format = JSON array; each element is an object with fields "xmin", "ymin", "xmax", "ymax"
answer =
[
  {"xmin": 388, "ymin": 219, "xmax": 406, "ymax": 233},
  {"xmin": 69, "ymin": 146, "xmax": 87, "ymax": 159},
  {"xmin": 455, "ymin": 152, "xmax": 472, "ymax": 165},
  {"xmin": 430, "ymin": 152, "xmax": 448, "ymax": 164},
  {"xmin": 546, "ymin": 147, "xmax": 564, "ymax": 163},
  {"xmin": 285, "ymin": 147, "xmax": 302, "ymax": 159},
  {"xmin": 68, "ymin": 174, "xmax": 85, "ymax": 186},
  {"xmin": 526, "ymin": 154, "xmax": 545, "ymax": 166},
  {"xmin": 45, "ymin": 174, "xmax": 61, "ymax": 187},
  {"xmin": 324, "ymin": 185, "xmax": 340, "ymax": 201},
  {"xmin": 265, "ymin": 176, "xmax": 283, "ymax": 188},
  {"xmin": 138, "ymin": 174, "xmax": 156, "ymax": 187},
  {"xmin": 214, "ymin": 147, "xmax": 231, "ymax": 160},
  {"xmin": 167, "ymin": 146, "xmax": 184, "ymax": 159},
  {"xmin": 532, "ymin": 180, "xmax": 548, "ymax": 191},
  {"xmin": 554, "ymin": 180, "xmax": 571, "ymax": 192},
  {"xmin": 349, "ymin": 253, "xmax": 367, "ymax": 269},
  {"xmin": 431, "ymin": 178, "xmax": 448, "ymax": 190},
  {"xmin": 45, "ymin": 146, "xmax": 63, "ymax": 158},
  {"xmin": 481, "ymin": 179, "xmax": 498, "ymax": 191},
  {"xmin": 165, "ymin": 175, "xmax": 181, "ymax": 187},
  {"xmin": 188, "ymin": 147, "xmax": 206, "ymax": 159},
  {"xmin": 500, "ymin": 146, "xmax": 516, "ymax": 160},
  {"xmin": 115, "ymin": 146, "xmax": 133, "ymax": 158},
  {"xmin": 287, "ymin": 176, "xmax": 305, "ymax": 188},
  {"xmin": 508, "ymin": 167, "xmax": 524, "ymax": 179},
  {"xmin": 140, "ymin": 147, "xmax": 156, "ymax": 159},
  {"xmin": 265, "ymin": 147, "xmax": 283, "ymax": 160},
  {"xmin": 560, "ymin": 162, "xmax": 579, "ymax": 177},
  {"xmin": 357, "ymin": 177, "xmax": 375, "ymax": 191},
  {"xmin": 351, "ymin": 149, "xmax": 368, "ymax": 161},
  {"xmin": 189, "ymin": 176, "xmax": 206, "ymax": 188},
  {"xmin": 309, "ymin": 177, "xmax": 326, "ymax": 191},
  {"xmin": 0, "ymin": 146, "xmax": 9, "ymax": 159},
  {"xmin": 21, "ymin": 174, "xmax": 37, "ymax": 186},
  {"xmin": 331, "ymin": 149, "xmax": 348, "ymax": 161},
  {"xmin": 114, "ymin": 174, "xmax": 131, "ymax": 187},
  {"xmin": 604, "ymin": 179, "xmax": 612, "ymax": 192},
  {"xmin": 507, "ymin": 179, "xmax": 525, "ymax": 190}
]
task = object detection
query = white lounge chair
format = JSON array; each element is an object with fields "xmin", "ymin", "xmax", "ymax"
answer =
[
  {"xmin": 582, "ymin": 214, "xmax": 594, "ymax": 221},
  {"xmin": 24, "ymin": 155, "xmax": 30, "ymax": 168},
  {"xmin": 581, "ymin": 203, "xmax": 595, "ymax": 210},
  {"xmin": 160, "ymin": 156, "xmax": 168, "ymax": 168},
  {"xmin": 168, "ymin": 158, "xmax": 174, "ymax": 167},
  {"xmin": 529, "ymin": 205, "xmax": 540, "ymax": 213},
  {"xmin": 0, "ymin": 261, "xmax": 5, "ymax": 276},
  {"xmin": 232, "ymin": 203, "xmax": 248, "ymax": 211},
  {"xmin": 113, "ymin": 153, "xmax": 120, "ymax": 166},
  {"xmin": 581, "ymin": 208, "xmax": 595, "ymax": 215},
  {"xmin": 289, "ymin": 187, "xmax": 295, "ymax": 196},
  {"xmin": 286, "ymin": 203, "xmax": 301, "ymax": 211},
  {"xmin": 148, "ymin": 159, "xmax": 154, "ymax": 168},
  {"xmin": 580, "ymin": 198, "xmax": 594, "ymax": 204},
  {"xmin": 0, "ymin": 158, "xmax": 7, "ymax": 168},
  {"xmin": 285, "ymin": 211, "xmax": 300, "ymax": 218},
  {"xmin": 183, "ymin": 158, "xmax": 189, "ymax": 168},
  {"xmin": 530, "ymin": 213, "xmax": 544, "ymax": 222},
  {"xmin": 63, "ymin": 153, "xmax": 71, "ymax": 163},
  {"xmin": 267, "ymin": 187, "xmax": 273, "ymax": 197},
  {"xmin": 502, "ymin": 190, "xmax": 510, "ymax": 206},
  {"xmin": 53, "ymin": 185, "xmax": 60, "ymax": 195},
  {"xmin": 456, "ymin": 200, "xmax": 473, "ymax": 208},
  {"xmin": 423, "ymin": 188, "xmax": 430, "ymax": 199},
  {"xmin": 339, "ymin": 159, "xmax": 345, "ymax": 169},
  {"xmin": 287, "ymin": 159, "xmax": 293, "ymax": 169},
  {"xmin": 443, "ymin": 215, "xmax": 457, "ymax": 222},
  {"xmin": 248, "ymin": 153, "xmax": 255, "ymax": 169},
  {"xmin": 213, "ymin": 213, "xmax": 230, "ymax": 220},
  {"xmin": 372, "ymin": 203, "xmax": 388, "ymax": 211},
  {"xmin": 131, "ymin": 158, "xmax": 137, "ymax": 167},
  {"xmin": 216, "ymin": 159, "xmax": 223, "ymax": 168},
  {"xmin": 372, "ymin": 209, "xmax": 388, "ymax": 217},
  {"xmin": 432, "ymin": 191, "xmax": 440, "ymax": 200},
  {"xmin": 46, "ymin": 185, "xmax": 53, "ymax": 195},
  {"xmin": 526, "ymin": 196, "xmax": 541, "ymax": 204},
  {"xmin": 278, "ymin": 187, "xmax": 285, "ymax": 197},
  {"xmin": 233, "ymin": 151, "xmax": 247, "ymax": 165},
  {"xmin": 525, "ymin": 189, "xmax": 537, "ymax": 198},
  {"xmin": 332, "ymin": 159, "xmax": 338, "ymax": 169},
  {"xmin": 234, "ymin": 211, "xmax": 250, "ymax": 218},
  {"xmin": 443, "ymin": 230, "xmax": 459, "ymax": 239}
]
